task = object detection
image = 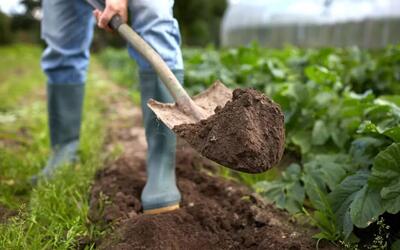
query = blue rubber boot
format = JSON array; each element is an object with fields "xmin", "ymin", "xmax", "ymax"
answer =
[
  {"xmin": 139, "ymin": 70, "xmax": 182, "ymax": 214},
  {"xmin": 31, "ymin": 83, "xmax": 84, "ymax": 184}
]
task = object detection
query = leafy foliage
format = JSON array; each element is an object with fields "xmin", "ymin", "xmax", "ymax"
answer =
[
  {"xmin": 369, "ymin": 143, "xmax": 400, "ymax": 214},
  {"xmin": 181, "ymin": 44, "xmax": 400, "ymax": 246},
  {"xmin": 174, "ymin": 0, "xmax": 227, "ymax": 46},
  {"xmin": 255, "ymin": 164, "xmax": 304, "ymax": 214},
  {"xmin": 0, "ymin": 11, "xmax": 13, "ymax": 44}
]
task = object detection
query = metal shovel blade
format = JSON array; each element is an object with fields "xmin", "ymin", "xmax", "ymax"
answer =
[{"xmin": 147, "ymin": 81, "xmax": 232, "ymax": 129}]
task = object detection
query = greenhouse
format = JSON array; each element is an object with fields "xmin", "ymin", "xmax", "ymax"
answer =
[{"xmin": 221, "ymin": 0, "xmax": 400, "ymax": 48}]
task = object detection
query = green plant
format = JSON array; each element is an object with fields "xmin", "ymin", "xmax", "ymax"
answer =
[
  {"xmin": 181, "ymin": 43, "xmax": 400, "ymax": 247},
  {"xmin": 0, "ymin": 11, "xmax": 13, "ymax": 44}
]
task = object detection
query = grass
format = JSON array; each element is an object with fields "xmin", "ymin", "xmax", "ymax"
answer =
[
  {"xmin": 0, "ymin": 44, "xmax": 120, "ymax": 249},
  {"xmin": 0, "ymin": 45, "xmax": 45, "ymax": 111},
  {"xmin": 96, "ymin": 47, "xmax": 141, "ymax": 106}
]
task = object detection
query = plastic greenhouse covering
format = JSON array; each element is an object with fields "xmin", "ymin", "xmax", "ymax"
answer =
[{"xmin": 221, "ymin": 0, "xmax": 400, "ymax": 48}]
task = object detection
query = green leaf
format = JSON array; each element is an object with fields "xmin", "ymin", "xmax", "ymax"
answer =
[
  {"xmin": 305, "ymin": 65, "xmax": 338, "ymax": 86},
  {"xmin": 349, "ymin": 137, "xmax": 386, "ymax": 168},
  {"xmin": 254, "ymin": 164, "xmax": 304, "ymax": 214},
  {"xmin": 321, "ymin": 163, "xmax": 348, "ymax": 190},
  {"xmin": 331, "ymin": 126, "xmax": 350, "ymax": 148},
  {"xmin": 291, "ymin": 130, "xmax": 312, "ymax": 154},
  {"xmin": 266, "ymin": 59, "xmax": 286, "ymax": 80},
  {"xmin": 285, "ymin": 83, "xmax": 309, "ymax": 104},
  {"xmin": 357, "ymin": 121, "xmax": 400, "ymax": 143},
  {"xmin": 303, "ymin": 173, "xmax": 327, "ymax": 211},
  {"xmin": 303, "ymin": 154, "xmax": 349, "ymax": 190},
  {"xmin": 392, "ymin": 239, "xmax": 400, "ymax": 250},
  {"xmin": 357, "ymin": 120, "xmax": 380, "ymax": 134},
  {"xmin": 302, "ymin": 164, "xmax": 343, "ymax": 215},
  {"xmin": 312, "ymin": 120, "xmax": 330, "ymax": 145},
  {"xmin": 328, "ymin": 170, "xmax": 371, "ymax": 238},
  {"xmin": 313, "ymin": 91, "xmax": 336, "ymax": 107},
  {"xmin": 369, "ymin": 143, "xmax": 400, "ymax": 186},
  {"xmin": 383, "ymin": 126, "xmax": 400, "ymax": 142},
  {"xmin": 311, "ymin": 210, "xmax": 339, "ymax": 241},
  {"xmin": 350, "ymin": 185, "xmax": 383, "ymax": 228},
  {"xmin": 381, "ymin": 182, "xmax": 400, "ymax": 214},
  {"xmin": 369, "ymin": 143, "xmax": 400, "ymax": 214},
  {"xmin": 379, "ymin": 95, "xmax": 400, "ymax": 106}
]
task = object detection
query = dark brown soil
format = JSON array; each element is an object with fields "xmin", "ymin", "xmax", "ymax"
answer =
[
  {"xmin": 173, "ymin": 88, "xmax": 285, "ymax": 174},
  {"xmin": 89, "ymin": 149, "xmax": 317, "ymax": 250},
  {"xmin": 0, "ymin": 204, "xmax": 17, "ymax": 223},
  {"xmin": 87, "ymin": 95, "xmax": 333, "ymax": 250}
]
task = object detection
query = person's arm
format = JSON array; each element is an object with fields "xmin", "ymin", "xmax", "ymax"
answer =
[{"xmin": 93, "ymin": 0, "xmax": 128, "ymax": 32}]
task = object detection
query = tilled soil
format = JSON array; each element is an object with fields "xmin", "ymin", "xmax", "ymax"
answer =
[
  {"xmin": 173, "ymin": 88, "xmax": 285, "ymax": 174},
  {"xmin": 87, "ymin": 93, "xmax": 325, "ymax": 250}
]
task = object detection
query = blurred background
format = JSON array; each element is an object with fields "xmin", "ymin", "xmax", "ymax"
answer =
[
  {"xmin": 1, "ymin": 0, "xmax": 399, "ymax": 48},
  {"xmin": 222, "ymin": 0, "xmax": 400, "ymax": 48},
  {"xmin": 0, "ymin": 0, "xmax": 228, "ymax": 48}
]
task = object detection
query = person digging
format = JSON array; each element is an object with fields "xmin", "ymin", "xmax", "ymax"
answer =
[
  {"xmin": 32, "ymin": 0, "xmax": 183, "ymax": 214},
  {"xmin": 33, "ymin": 0, "xmax": 286, "ymax": 215}
]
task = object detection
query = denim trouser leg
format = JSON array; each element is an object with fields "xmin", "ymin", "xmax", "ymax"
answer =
[
  {"xmin": 41, "ymin": 0, "xmax": 94, "ymax": 85},
  {"xmin": 128, "ymin": 0, "xmax": 184, "ymax": 70},
  {"xmin": 128, "ymin": 0, "xmax": 183, "ymax": 211},
  {"xmin": 38, "ymin": 0, "xmax": 94, "ymax": 181}
]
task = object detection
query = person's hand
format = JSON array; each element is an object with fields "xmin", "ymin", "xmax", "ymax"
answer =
[{"xmin": 93, "ymin": 0, "xmax": 128, "ymax": 32}]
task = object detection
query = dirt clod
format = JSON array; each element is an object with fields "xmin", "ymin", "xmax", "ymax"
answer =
[{"xmin": 173, "ymin": 88, "xmax": 285, "ymax": 173}]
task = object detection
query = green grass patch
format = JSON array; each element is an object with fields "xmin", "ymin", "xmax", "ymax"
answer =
[
  {"xmin": 0, "ymin": 44, "xmax": 45, "ymax": 111},
  {"xmin": 0, "ymin": 45, "xmax": 114, "ymax": 249},
  {"xmin": 97, "ymin": 48, "xmax": 142, "ymax": 106}
]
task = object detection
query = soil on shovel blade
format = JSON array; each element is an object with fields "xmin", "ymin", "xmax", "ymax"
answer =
[
  {"xmin": 86, "ymin": 91, "xmax": 333, "ymax": 250},
  {"xmin": 173, "ymin": 88, "xmax": 285, "ymax": 174}
]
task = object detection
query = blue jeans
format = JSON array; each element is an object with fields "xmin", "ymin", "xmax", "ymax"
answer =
[{"xmin": 41, "ymin": 0, "xmax": 184, "ymax": 85}]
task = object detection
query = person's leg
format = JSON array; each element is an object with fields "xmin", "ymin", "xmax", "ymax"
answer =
[
  {"xmin": 128, "ymin": 0, "xmax": 183, "ymax": 213},
  {"xmin": 33, "ymin": 0, "xmax": 94, "ymax": 182}
]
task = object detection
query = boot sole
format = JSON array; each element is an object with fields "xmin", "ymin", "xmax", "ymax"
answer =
[{"xmin": 143, "ymin": 204, "xmax": 179, "ymax": 215}]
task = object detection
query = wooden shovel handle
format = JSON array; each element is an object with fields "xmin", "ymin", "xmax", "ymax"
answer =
[
  {"xmin": 86, "ymin": 0, "xmax": 205, "ymax": 121},
  {"xmin": 117, "ymin": 24, "xmax": 205, "ymax": 120}
]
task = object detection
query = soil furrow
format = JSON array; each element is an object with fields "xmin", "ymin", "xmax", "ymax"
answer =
[{"xmin": 88, "ymin": 89, "xmax": 328, "ymax": 250}]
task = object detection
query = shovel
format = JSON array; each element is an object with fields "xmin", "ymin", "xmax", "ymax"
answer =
[
  {"xmin": 87, "ymin": 0, "xmax": 286, "ymax": 174},
  {"xmin": 87, "ymin": 0, "xmax": 232, "ymax": 129}
]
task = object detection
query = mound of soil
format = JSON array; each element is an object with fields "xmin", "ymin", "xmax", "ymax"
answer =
[
  {"xmin": 89, "ymin": 148, "xmax": 316, "ymax": 250},
  {"xmin": 173, "ymin": 88, "xmax": 285, "ymax": 174},
  {"xmin": 86, "ymin": 96, "xmax": 327, "ymax": 250}
]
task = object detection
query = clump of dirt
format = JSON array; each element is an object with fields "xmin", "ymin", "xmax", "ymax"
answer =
[{"xmin": 173, "ymin": 88, "xmax": 285, "ymax": 173}]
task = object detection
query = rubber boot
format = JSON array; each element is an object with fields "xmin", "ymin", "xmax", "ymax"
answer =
[
  {"xmin": 31, "ymin": 83, "xmax": 84, "ymax": 184},
  {"xmin": 139, "ymin": 70, "xmax": 182, "ymax": 214}
]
